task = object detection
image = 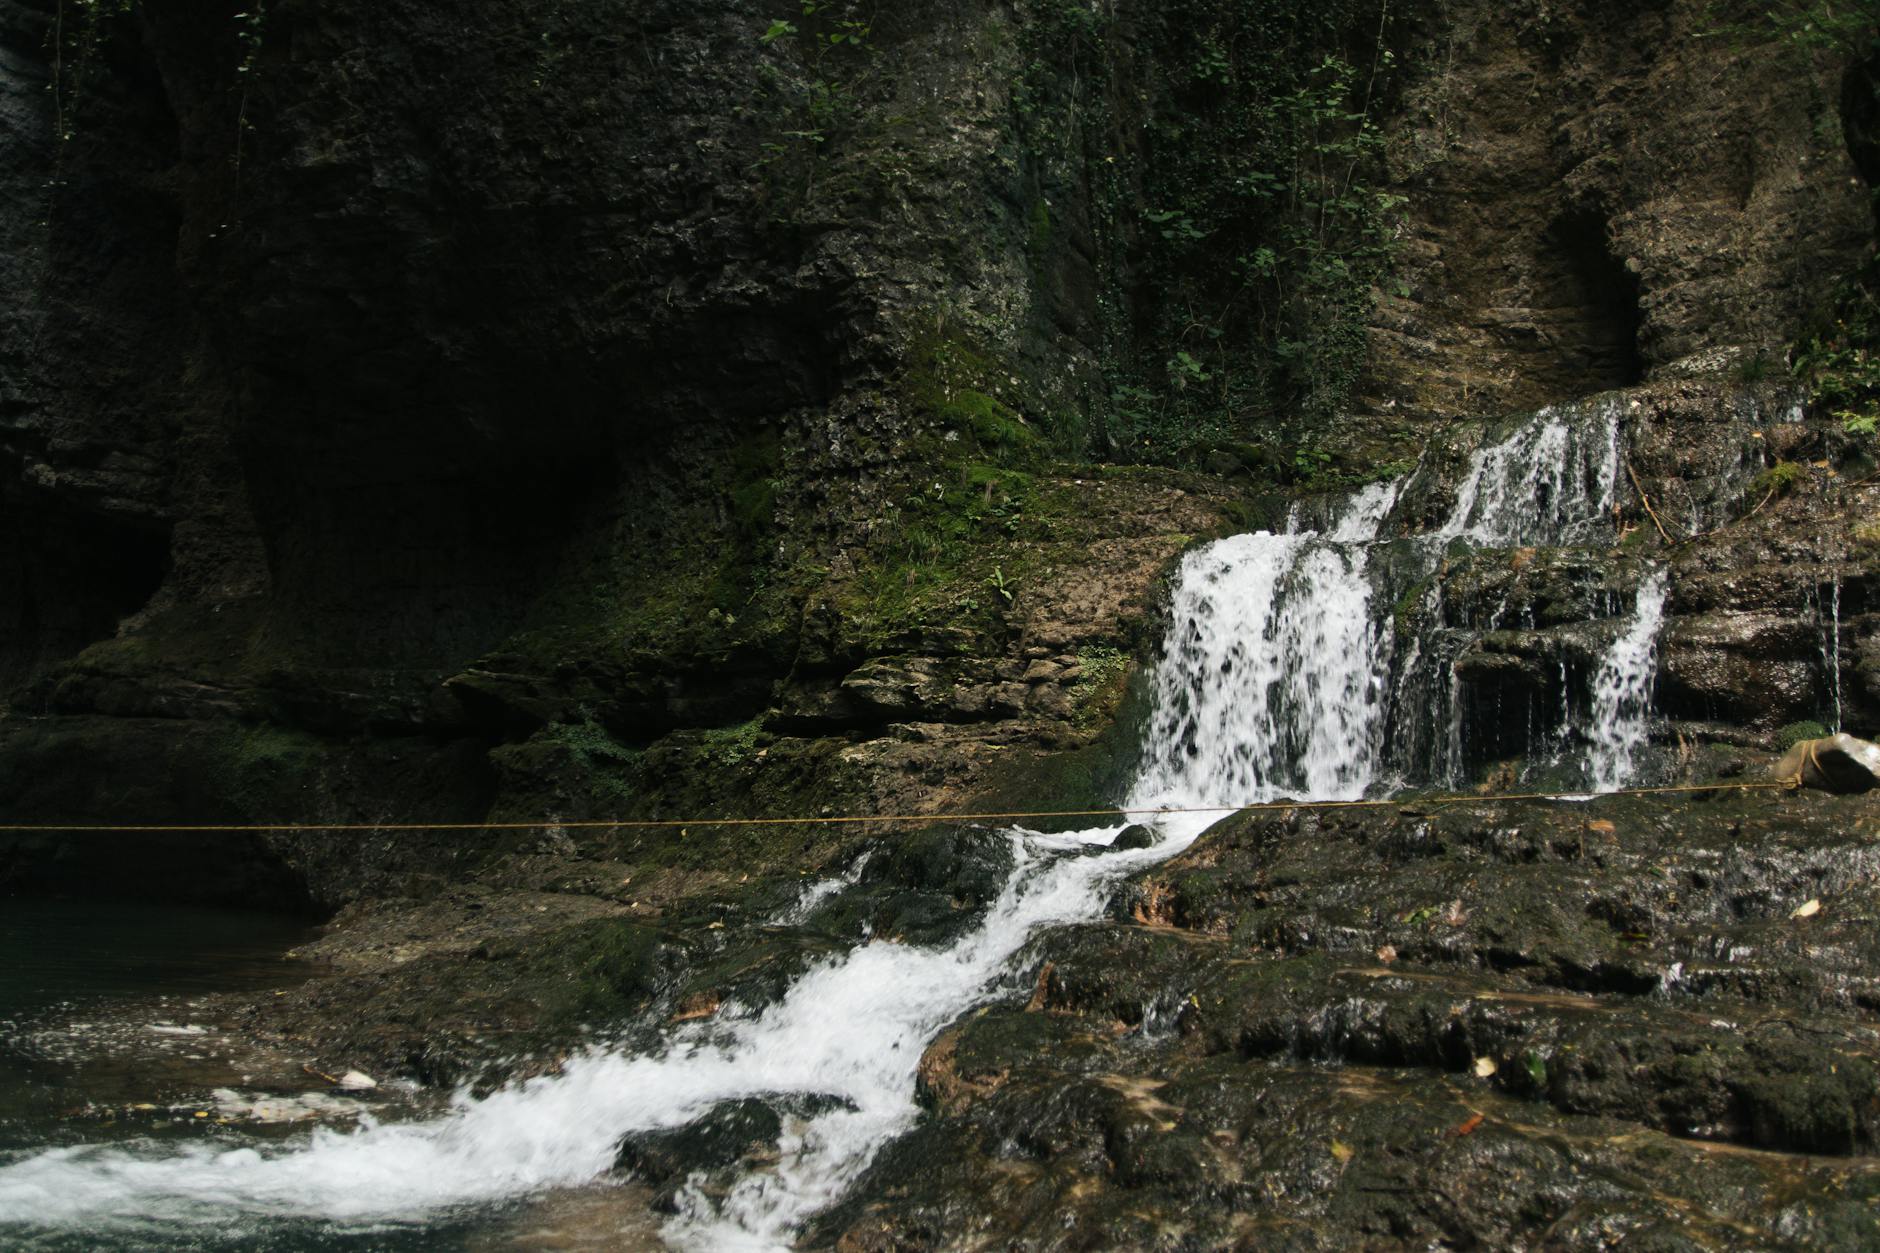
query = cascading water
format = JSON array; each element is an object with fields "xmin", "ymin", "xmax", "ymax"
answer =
[
  {"xmin": 1586, "ymin": 567, "xmax": 1670, "ymax": 792},
  {"xmin": 0, "ymin": 590, "xmax": 1268, "ymax": 1250},
  {"xmin": 1818, "ymin": 572, "xmax": 1845, "ymax": 733},
  {"xmin": 1130, "ymin": 479, "xmax": 1401, "ymax": 808},
  {"xmin": 0, "ymin": 402, "xmax": 1674, "ymax": 1249},
  {"xmin": 1390, "ymin": 399, "xmax": 1629, "ymax": 784},
  {"xmin": 1436, "ymin": 400, "xmax": 1622, "ymax": 547}
]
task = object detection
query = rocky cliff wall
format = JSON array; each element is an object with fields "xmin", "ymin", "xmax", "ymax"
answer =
[{"xmin": 0, "ymin": 0, "xmax": 1872, "ymax": 910}]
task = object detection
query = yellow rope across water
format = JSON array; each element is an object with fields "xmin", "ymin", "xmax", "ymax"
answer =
[{"xmin": 0, "ymin": 778, "xmax": 1802, "ymax": 835}]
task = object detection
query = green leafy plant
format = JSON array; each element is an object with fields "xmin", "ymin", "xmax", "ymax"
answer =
[
  {"xmin": 754, "ymin": 0, "xmax": 875, "ymax": 191},
  {"xmin": 1732, "ymin": 351, "xmax": 1777, "ymax": 383},
  {"xmin": 1751, "ymin": 460, "xmax": 1809, "ymax": 498},
  {"xmin": 1790, "ymin": 264, "xmax": 1880, "ymax": 438},
  {"xmin": 1703, "ymin": 0, "xmax": 1880, "ymax": 55},
  {"xmin": 1144, "ymin": 208, "xmax": 1208, "ymax": 243},
  {"xmin": 1018, "ymin": 0, "xmax": 1406, "ymax": 461},
  {"xmin": 1291, "ymin": 445, "xmax": 1334, "ymax": 481}
]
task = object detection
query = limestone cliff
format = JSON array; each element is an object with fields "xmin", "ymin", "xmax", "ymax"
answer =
[
  {"xmin": 6, "ymin": 1, "xmax": 1880, "ymax": 1245},
  {"xmin": 1, "ymin": 0, "xmax": 1871, "ymax": 908}
]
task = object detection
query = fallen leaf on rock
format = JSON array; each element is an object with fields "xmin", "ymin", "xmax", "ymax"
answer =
[
  {"xmin": 1473, "ymin": 1056, "xmax": 1498, "ymax": 1078},
  {"xmin": 1375, "ymin": 944, "xmax": 1397, "ymax": 964},
  {"xmin": 1331, "ymin": 1140, "xmax": 1354, "ymax": 1163},
  {"xmin": 671, "ymin": 993, "xmax": 721, "ymax": 1023},
  {"xmin": 1025, "ymin": 962, "xmax": 1056, "ymax": 1013},
  {"xmin": 1792, "ymin": 898, "xmax": 1821, "ymax": 918},
  {"xmin": 1585, "ymin": 819, "xmax": 1616, "ymax": 837},
  {"xmin": 1452, "ymin": 1112, "xmax": 1485, "ymax": 1137}
]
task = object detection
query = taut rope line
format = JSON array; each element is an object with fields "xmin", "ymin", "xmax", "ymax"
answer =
[{"xmin": 0, "ymin": 779, "xmax": 1801, "ymax": 835}]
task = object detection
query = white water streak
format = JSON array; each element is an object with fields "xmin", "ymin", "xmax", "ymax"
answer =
[
  {"xmin": 0, "ymin": 404, "xmax": 1668, "ymax": 1248},
  {"xmin": 771, "ymin": 850, "xmax": 874, "ymax": 926},
  {"xmin": 1131, "ymin": 480, "xmax": 1399, "ymax": 809},
  {"xmin": 0, "ymin": 823, "xmax": 1209, "ymax": 1250},
  {"xmin": 1587, "ymin": 568, "xmax": 1669, "ymax": 792},
  {"xmin": 1439, "ymin": 402, "xmax": 1621, "ymax": 546}
]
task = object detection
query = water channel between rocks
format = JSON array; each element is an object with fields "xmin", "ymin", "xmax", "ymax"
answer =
[{"xmin": 0, "ymin": 403, "xmax": 1681, "ymax": 1248}]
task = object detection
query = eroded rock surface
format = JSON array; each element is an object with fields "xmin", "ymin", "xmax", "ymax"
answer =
[{"xmin": 822, "ymin": 793, "xmax": 1880, "ymax": 1248}]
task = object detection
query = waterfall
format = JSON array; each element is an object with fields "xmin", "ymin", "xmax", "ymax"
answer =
[
  {"xmin": 1129, "ymin": 480, "xmax": 1400, "ymax": 809},
  {"xmin": 1437, "ymin": 401, "xmax": 1622, "ymax": 547},
  {"xmin": 1820, "ymin": 573, "xmax": 1845, "ymax": 732},
  {"xmin": 0, "ymin": 402, "xmax": 1672, "ymax": 1249},
  {"xmin": 1130, "ymin": 397, "xmax": 1651, "ymax": 799},
  {"xmin": 1586, "ymin": 567, "xmax": 1669, "ymax": 792}
]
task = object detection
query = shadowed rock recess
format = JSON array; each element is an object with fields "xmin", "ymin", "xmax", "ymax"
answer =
[{"xmin": 3, "ymin": 0, "xmax": 1880, "ymax": 1245}]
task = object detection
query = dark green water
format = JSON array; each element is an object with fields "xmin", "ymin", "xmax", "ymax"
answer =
[
  {"xmin": 0, "ymin": 896, "xmax": 318, "ymax": 1012},
  {"xmin": 0, "ymin": 899, "xmax": 643, "ymax": 1251},
  {"xmin": 0, "ymin": 897, "xmax": 321, "ymax": 1153}
]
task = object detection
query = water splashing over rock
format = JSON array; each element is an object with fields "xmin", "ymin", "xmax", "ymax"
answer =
[
  {"xmin": 1587, "ymin": 567, "xmax": 1669, "ymax": 791},
  {"xmin": 0, "ymin": 402, "xmax": 1675, "ymax": 1249}
]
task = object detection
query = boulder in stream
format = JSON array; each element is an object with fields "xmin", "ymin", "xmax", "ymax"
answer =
[{"xmin": 1772, "ymin": 732, "xmax": 1880, "ymax": 794}]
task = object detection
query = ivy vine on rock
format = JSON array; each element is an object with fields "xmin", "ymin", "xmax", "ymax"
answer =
[{"xmin": 1015, "ymin": 0, "xmax": 1408, "ymax": 463}]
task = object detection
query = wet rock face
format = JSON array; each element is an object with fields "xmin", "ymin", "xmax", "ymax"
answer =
[
  {"xmin": 823, "ymin": 793, "xmax": 1880, "ymax": 1247},
  {"xmin": 214, "ymin": 0, "xmax": 846, "ymax": 659},
  {"xmin": 804, "ymin": 826, "xmax": 1019, "ymax": 947},
  {"xmin": 0, "ymin": 0, "xmax": 1869, "ymax": 906},
  {"xmin": 1776, "ymin": 732, "xmax": 1880, "ymax": 793},
  {"xmin": 0, "ymin": 0, "xmax": 188, "ymax": 691},
  {"xmin": 1374, "ymin": 0, "xmax": 1869, "ymax": 421}
]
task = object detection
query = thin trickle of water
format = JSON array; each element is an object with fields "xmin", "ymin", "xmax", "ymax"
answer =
[
  {"xmin": 1823, "ymin": 574, "xmax": 1844, "ymax": 733},
  {"xmin": 772, "ymin": 850, "xmax": 874, "ymax": 926},
  {"xmin": 1586, "ymin": 567, "xmax": 1669, "ymax": 792},
  {"xmin": 1438, "ymin": 401, "xmax": 1622, "ymax": 546}
]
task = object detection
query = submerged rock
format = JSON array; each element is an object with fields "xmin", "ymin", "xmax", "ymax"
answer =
[
  {"xmin": 1773, "ymin": 732, "xmax": 1880, "ymax": 793},
  {"xmin": 1110, "ymin": 824, "xmax": 1158, "ymax": 851}
]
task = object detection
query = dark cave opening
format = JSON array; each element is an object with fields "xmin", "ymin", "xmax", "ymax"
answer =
[
  {"xmin": 1546, "ymin": 207, "xmax": 1646, "ymax": 389},
  {"xmin": 0, "ymin": 489, "xmax": 174, "ymax": 691}
]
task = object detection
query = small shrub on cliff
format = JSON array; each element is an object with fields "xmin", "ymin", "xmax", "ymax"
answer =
[
  {"xmin": 1017, "ymin": 0, "xmax": 1407, "ymax": 460},
  {"xmin": 1777, "ymin": 719, "xmax": 1831, "ymax": 749},
  {"xmin": 753, "ymin": 0, "xmax": 874, "ymax": 199},
  {"xmin": 1792, "ymin": 268, "xmax": 1880, "ymax": 434},
  {"xmin": 1703, "ymin": 0, "xmax": 1880, "ymax": 56},
  {"xmin": 1751, "ymin": 460, "xmax": 1809, "ymax": 498}
]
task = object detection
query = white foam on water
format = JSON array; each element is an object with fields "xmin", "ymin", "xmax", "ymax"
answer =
[
  {"xmin": 771, "ymin": 849, "xmax": 875, "ymax": 926},
  {"xmin": 0, "ymin": 406, "xmax": 1673, "ymax": 1249},
  {"xmin": 0, "ymin": 824, "xmax": 1209, "ymax": 1249},
  {"xmin": 1131, "ymin": 481, "xmax": 1400, "ymax": 811}
]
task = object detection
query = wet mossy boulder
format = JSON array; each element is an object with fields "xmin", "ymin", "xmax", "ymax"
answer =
[
  {"xmin": 803, "ymin": 826, "xmax": 1018, "ymax": 945},
  {"xmin": 1111, "ymin": 824, "xmax": 1158, "ymax": 851},
  {"xmin": 616, "ymin": 1093, "xmax": 852, "ymax": 1212},
  {"xmin": 1772, "ymin": 732, "xmax": 1880, "ymax": 793}
]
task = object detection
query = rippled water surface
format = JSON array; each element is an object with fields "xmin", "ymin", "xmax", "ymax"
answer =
[{"xmin": 0, "ymin": 898, "xmax": 318, "ymax": 1149}]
